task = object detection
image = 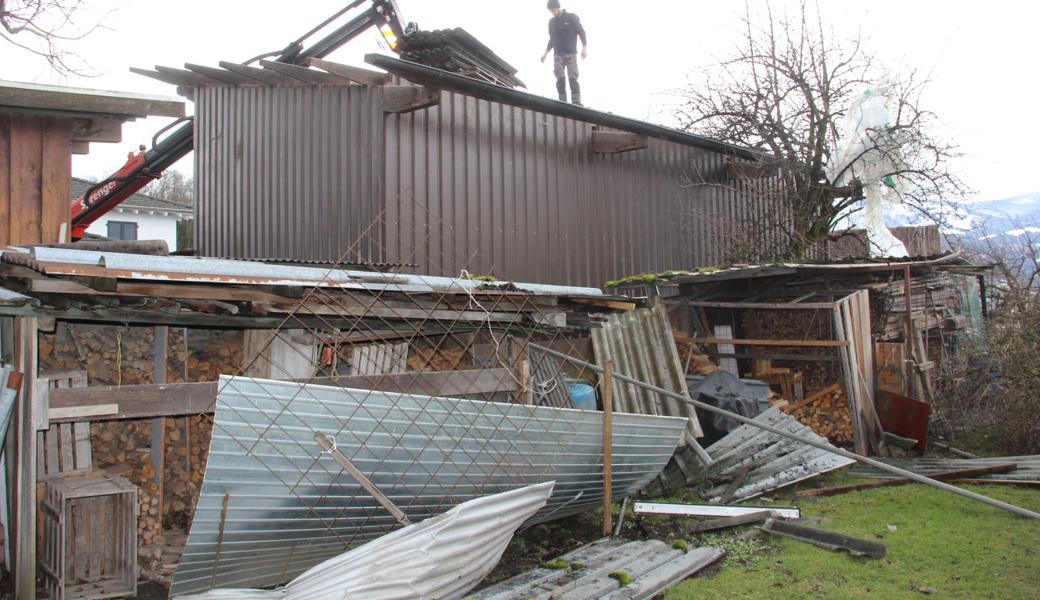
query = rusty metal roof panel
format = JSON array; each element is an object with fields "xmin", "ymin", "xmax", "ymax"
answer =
[{"xmin": 169, "ymin": 376, "xmax": 687, "ymax": 595}]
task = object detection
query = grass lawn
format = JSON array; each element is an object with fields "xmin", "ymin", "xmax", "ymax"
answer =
[{"xmin": 666, "ymin": 479, "xmax": 1040, "ymax": 599}]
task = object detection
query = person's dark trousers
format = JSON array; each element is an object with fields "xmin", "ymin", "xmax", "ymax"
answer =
[{"xmin": 553, "ymin": 53, "xmax": 582, "ymax": 105}]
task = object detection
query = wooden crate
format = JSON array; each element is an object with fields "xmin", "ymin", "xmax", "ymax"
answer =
[{"xmin": 40, "ymin": 474, "xmax": 137, "ymax": 600}]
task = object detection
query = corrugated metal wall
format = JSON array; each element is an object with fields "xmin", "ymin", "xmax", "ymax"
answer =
[
  {"xmin": 195, "ymin": 84, "xmax": 785, "ymax": 286},
  {"xmin": 194, "ymin": 86, "xmax": 385, "ymax": 262},
  {"xmin": 384, "ymin": 91, "xmax": 784, "ymax": 287}
]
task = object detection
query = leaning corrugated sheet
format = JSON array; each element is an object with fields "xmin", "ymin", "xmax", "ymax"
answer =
[
  {"xmin": 591, "ymin": 300, "xmax": 704, "ymax": 438},
  {"xmin": 170, "ymin": 377, "xmax": 687, "ymax": 596},
  {"xmin": 175, "ymin": 482, "xmax": 554, "ymax": 600}
]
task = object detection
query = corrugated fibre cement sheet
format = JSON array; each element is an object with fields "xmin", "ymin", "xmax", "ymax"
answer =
[{"xmin": 170, "ymin": 376, "xmax": 687, "ymax": 596}]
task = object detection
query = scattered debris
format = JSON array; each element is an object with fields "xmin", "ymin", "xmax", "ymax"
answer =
[
  {"xmin": 760, "ymin": 518, "xmax": 887, "ymax": 559},
  {"xmin": 681, "ymin": 407, "xmax": 856, "ymax": 502},
  {"xmin": 798, "ymin": 463, "xmax": 1018, "ymax": 498},
  {"xmin": 685, "ymin": 511, "xmax": 776, "ymax": 534},
  {"xmin": 634, "ymin": 502, "xmax": 800, "ymax": 520},
  {"xmin": 470, "ymin": 538, "xmax": 725, "ymax": 600},
  {"xmin": 175, "ymin": 482, "xmax": 554, "ymax": 600},
  {"xmin": 849, "ymin": 456, "xmax": 1040, "ymax": 485}
]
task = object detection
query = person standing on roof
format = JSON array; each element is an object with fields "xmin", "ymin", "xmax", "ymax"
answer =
[{"xmin": 540, "ymin": 0, "xmax": 588, "ymax": 106}]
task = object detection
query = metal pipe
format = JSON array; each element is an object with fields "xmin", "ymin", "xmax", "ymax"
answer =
[
  {"xmin": 530, "ymin": 344, "xmax": 1040, "ymax": 520},
  {"xmin": 365, "ymin": 54, "xmax": 764, "ymax": 161}
]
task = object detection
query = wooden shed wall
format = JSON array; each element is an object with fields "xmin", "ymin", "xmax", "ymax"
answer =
[{"xmin": 0, "ymin": 113, "xmax": 71, "ymax": 246}]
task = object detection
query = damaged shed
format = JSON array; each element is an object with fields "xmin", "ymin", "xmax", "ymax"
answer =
[{"xmin": 133, "ymin": 55, "xmax": 788, "ymax": 288}]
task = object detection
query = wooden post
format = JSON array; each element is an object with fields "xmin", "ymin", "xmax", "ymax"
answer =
[
  {"xmin": 602, "ymin": 360, "xmax": 614, "ymax": 537},
  {"xmin": 151, "ymin": 326, "xmax": 167, "ymax": 526},
  {"xmin": 902, "ymin": 265, "xmax": 916, "ymax": 398},
  {"xmin": 12, "ymin": 316, "xmax": 38, "ymax": 600}
]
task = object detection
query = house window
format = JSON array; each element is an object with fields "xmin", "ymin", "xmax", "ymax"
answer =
[{"xmin": 107, "ymin": 221, "xmax": 138, "ymax": 241}]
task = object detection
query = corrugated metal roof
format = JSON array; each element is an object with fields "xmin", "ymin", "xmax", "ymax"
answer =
[
  {"xmin": 176, "ymin": 482, "xmax": 554, "ymax": 600},
  {"xmin": 24, "ymin": 247, "xmax": 605, "ymax": 296},
  {"xmin": 170, "ymin": 376, "xmax": 687, "ymax": 595}
]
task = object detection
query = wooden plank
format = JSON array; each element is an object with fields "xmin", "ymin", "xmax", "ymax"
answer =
[
  {"xmin": 40, "ymin": 115, "xmax": 71, "ymax": 242},
  {"xmin": 688, "ymin": 337, "xmax": 848, "ymax": 348},
  {"xmin": 570, "ymin": 298, "xmax": 637, "ymax": 311},
  {"xmin": 13, "ymin": 317, "xmax": 38, "ymax": 600},
  {"xmin": 151, "ymin": 326, "xmax": 167, "ymax": 524},
  {"xmin": 45, "ymin": 425, "xmax": 59, "ymax": 475},
  {"xmin": 589, "ymin": 131, "xmax": 648, "ymax": 154},
  {"xmin": 59, "ymin": 423, "xmax": 74, "ymax": 471},
  {"xmin": 0, "ymin": 114, "xmax": 11, "ymax": 247},
  {"xmin": 686, "ymin": 300, "xmax": 835, "ymax": 310},
  {"xmin": 73, "ymin": 421, "xmax": 91, "ymax": 469},
  {"xmin": 601, "ymin": 360, "xmax": 614, "ymax": 537},
  {"xmin": 46, "ymin": 368, "xmax": 522, "ymax": 420},
  {"xmin": 382, "ymin": 85, "xmax": 441, "ymax": 113},
  {"xmin": 9, "ymin": 114, "xmax": 43, "ymax": 245},
  {"xmin": 48, "ymin": 404, "xmax": 120, "ymax": 421},
  {"xmin": 306, "ymin": 58, "xmax": 390, "ymax": 86}
]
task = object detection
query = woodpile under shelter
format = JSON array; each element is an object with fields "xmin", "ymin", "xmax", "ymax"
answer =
[{"xmin": 134, "ymin": 54, "xmax": 787, "ymax": 288}]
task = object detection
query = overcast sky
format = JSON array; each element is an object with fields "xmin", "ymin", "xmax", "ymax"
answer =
[{"xmin": 4, "ymin": 0, "xmax": 1038, "ymax": 202}]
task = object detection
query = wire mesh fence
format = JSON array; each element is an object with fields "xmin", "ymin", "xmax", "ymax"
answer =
[{"xmin": 170, "ymin": 209, "xmax": 690, "ymax": 594}]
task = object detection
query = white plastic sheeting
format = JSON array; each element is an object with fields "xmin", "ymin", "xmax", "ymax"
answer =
[
  {"xmin": 175, "ymin": 482, "xmax": 554, "ymax": 600},
  {"xmin": 829, "ymin": 76, "xmax": 910, "ymax": 258}
]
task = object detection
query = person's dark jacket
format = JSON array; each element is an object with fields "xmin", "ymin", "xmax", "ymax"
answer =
[{"xmin": 546, "ymin": 10, "xmax": 587, "ymax": 55}]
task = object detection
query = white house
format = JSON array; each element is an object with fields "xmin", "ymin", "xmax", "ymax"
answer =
[{"xmin": 72, "ymin": 177, "xmax": 193, "ymax": 251}]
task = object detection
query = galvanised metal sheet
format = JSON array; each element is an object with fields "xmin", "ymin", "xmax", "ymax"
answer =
[
  {"xmin": 176, "ymin": 482, "xmax": 555, "ymax": 600},
  {"xmin": 170, "ymin": 376, "xmax": 686, "ymax": 596},
  {"xmin": 193, "ymin": 85, "xmax": 385, "ymax": 264}
]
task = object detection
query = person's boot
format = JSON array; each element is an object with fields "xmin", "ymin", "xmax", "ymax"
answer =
[
  {"xmin": 556, "ymin": 78, "xmax": 567, "ymax": 102},
  {"xmin": 569, "ymin": 78, "xmax": 582, "ymax": 106}
]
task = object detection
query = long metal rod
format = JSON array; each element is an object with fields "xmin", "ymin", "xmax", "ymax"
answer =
[
  {"xmin": 531, "ymin": 344, "xmax": 1040, "ymax": 520},
  {"xmin": 314, "ymin": 432, "xmax": 412, "ymax": 526}
]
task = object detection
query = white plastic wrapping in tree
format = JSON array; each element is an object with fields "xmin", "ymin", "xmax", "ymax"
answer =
[{"xmin": 829, "ymin": 76, "xmax": 910, "ymax": 258}]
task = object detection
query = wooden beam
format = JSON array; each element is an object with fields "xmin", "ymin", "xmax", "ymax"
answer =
[
  {"xmin": 688, "ymin": 337, "xmax": 848, "ymax": 348},
  {"xmin": 47, "ymin": 368, "xmax": 521, "ymax": 421},
  {"xmin": 686, "ymin": 300, "xmax": 836, "ymax": 311},
  {"xmin": 306, "ymin": 58, "xmax": 390, "ymax": 86},
  {"xmin": 151, "ymin": 326, "xmax": 167, "ymax": 524},
  {"xmin": 70, "ymin": 117, "xmax": 123, "ymax": 143},
  {"xmin": 590, "ymin": 131, "xmax": 648, "ymax": 154},
  {"xmin": 0, "ymin": 79, "xmax": 184, "ymax": 118},
  {"xmin": 570, "ymin": 298, "xmax": 637, "ymax": 311},
  {"xmin": 259, "ymin": 60, "xmax": 349, "ymax": 85},
  {"xmin": 382, "ymin": 85, "xmax": 440, "ymax": 113},
  {"xmin": 70, "ymin": 141, "xmax": 90, "ymax": 155},
  {"xmin": 216, "ymin": 61, "xmax": 309, "ymax": 86},
  {"xmin": 601, "ymin": 360, "xmax": 614, "ymax": 537},
  {"xmin": 12, "ymin": 317, "xmax": 37, "ymax": 600}
]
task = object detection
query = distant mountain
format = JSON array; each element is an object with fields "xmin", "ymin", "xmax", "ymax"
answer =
[{"xmin": 967, "ymin": 192, "xmax": 1040, "ymax": 233}]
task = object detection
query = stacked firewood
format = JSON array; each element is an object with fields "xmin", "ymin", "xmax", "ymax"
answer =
[
  {"xmin": 781, "ymin": 383, "xmax": 854, "ymax": 446},
  {"xmin": 91, "ymin": 421, "xmax": 163, "ymax": 546},
  {"xmin": 739, "ymin": 310, "xmax": 840, "ymax": 391},
  {"xmin": 185, "ymin": 330, "xmax": 243, "ymax": 381},
  {"xmin": 673, "ymin": 334, "xmax": 721, "ymax": 376},
  {"xmin": 163, "ymin": 415, "xmax": 212, "ymax": 531},
  {"xmin": 406, "ymin": 345, "xmax": 469, "ymax": 372}
]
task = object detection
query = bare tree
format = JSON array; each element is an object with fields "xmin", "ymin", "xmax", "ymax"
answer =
[
  {"xmin": 675, "ymin": 2, "xmax": 967, "ymax": 259},
  {"xmin": 145, "ymin": 169, "xmax": 193, "ymax": 208},
  {"xmin": 1, "ymin": 0, "xmax": 99, "ymax": 74},
  {"xmin": 145, "ymin": 170, "xmax": 194, "ymax": 251},
  {"xmin": 957, "ymin": 215, "xmax": 1040, "ymax": 313}
]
